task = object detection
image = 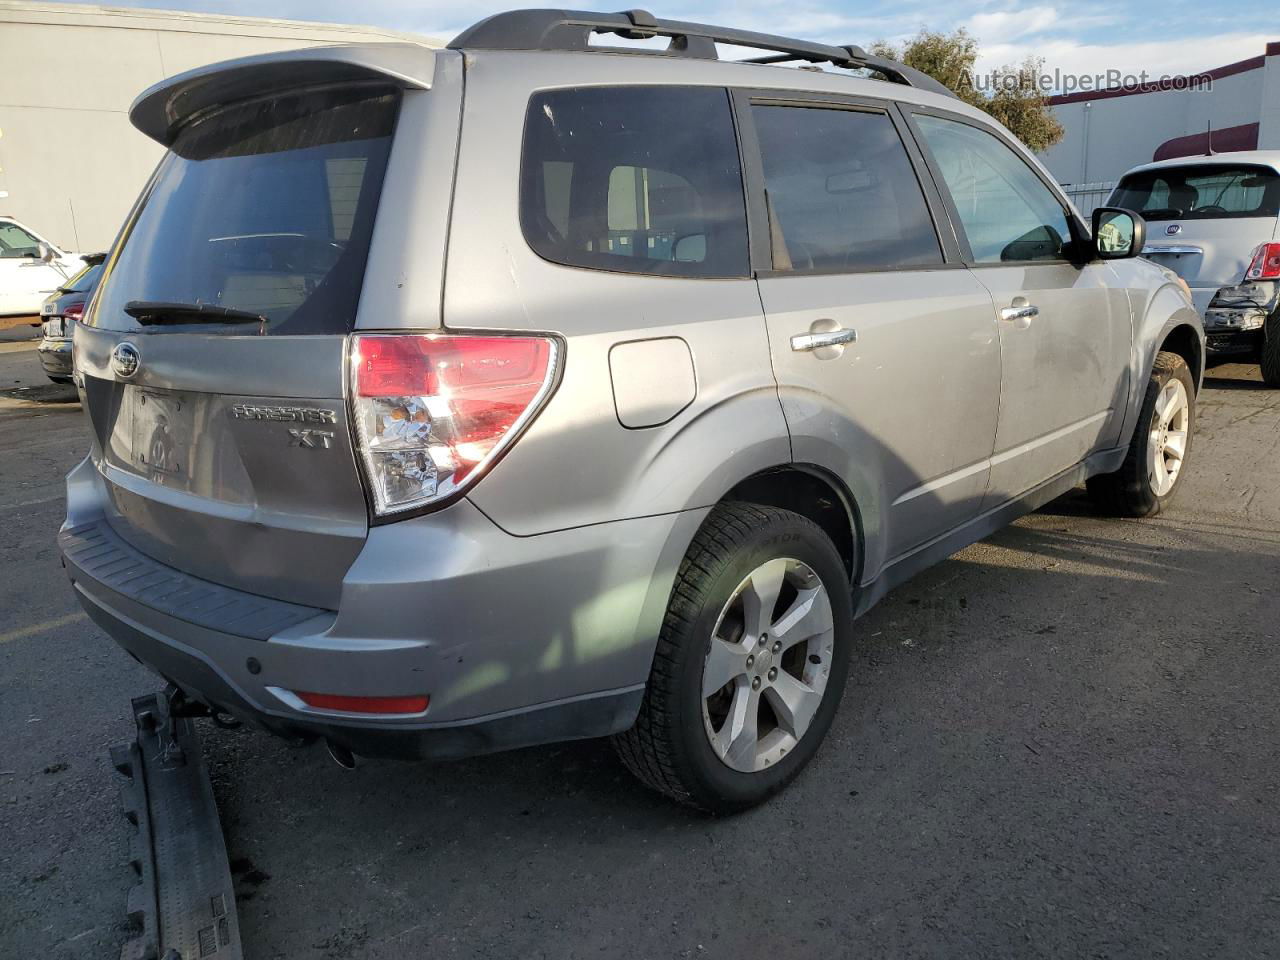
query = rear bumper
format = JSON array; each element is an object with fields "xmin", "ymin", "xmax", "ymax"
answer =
[
  {"xmin": 1205, "ymin": 327, "xmax": 1263, "ymax": 357},
  {"xmin": 60, "ymin": 457, "xmax": 701, "ymax": 760},
  {"xmin": 37, "ymin": 337, "xmax": 73, "ymax": 377}
]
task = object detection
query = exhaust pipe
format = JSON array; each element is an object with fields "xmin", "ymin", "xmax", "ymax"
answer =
[{"xmin": 325, "ymin": 739, "xmax": 356, "ymax": 770}]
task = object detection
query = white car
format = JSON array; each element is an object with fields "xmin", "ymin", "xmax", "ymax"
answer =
[
  {"xmin": 0, "ymin": 216, "xmax": 82, "ymax": 317},
  {"xmin": 1109, "ymin": 151, "xmax": 1280, "ymax": 384}
]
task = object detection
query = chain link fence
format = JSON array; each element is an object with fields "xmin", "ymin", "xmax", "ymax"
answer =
[{"xmin": 1060, "ymin": 181, "xmax": 1117, "ymax": 217}]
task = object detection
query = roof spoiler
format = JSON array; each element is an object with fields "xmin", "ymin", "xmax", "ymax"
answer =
[
  {"xmin": 448, "ymin": 8, "xmax": 956, "ymax": 99},
  {"xmin": 129, "ymin": 43, "xmax": 436, "ymax": 146}
]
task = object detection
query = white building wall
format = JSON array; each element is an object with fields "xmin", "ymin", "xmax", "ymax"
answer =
[
  {"xmin": 1256, "ymin": 56, "xmax": 1280, "ymax": 150},
  {"xmin": 1042, "ymin": 66, "xmax": 1266, "ymax": 189},
  {"xmin": 0, "ymin": 2, "xmax": 438, "ymax": 252}
]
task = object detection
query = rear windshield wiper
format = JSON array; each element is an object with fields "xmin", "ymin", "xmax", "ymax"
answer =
[{"xmin": 123, "ymin": 300, "xmax": 265, "ymax": 326}]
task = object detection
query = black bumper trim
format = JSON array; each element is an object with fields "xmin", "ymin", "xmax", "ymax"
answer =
[{"xmin": 61, "ymin": 520, "xmax": 326, "ymax": 641}]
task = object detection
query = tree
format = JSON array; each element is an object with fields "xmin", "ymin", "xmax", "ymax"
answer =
[{"xmin": 869, "ymin": 29, "xmax": 1064, "ymax": 153}]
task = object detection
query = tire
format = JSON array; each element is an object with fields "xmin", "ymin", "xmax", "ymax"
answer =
[
  {"xmin": 1261, "ymin": 312, "xmax": 1280, "ymax": 387},
  {"xmin": 614, "ymin": 502, "xmax": 854, "ymax": 813},
  {"xmin": 1087, "ymin": 350, "xmax": 1195, "ymax": 518}
]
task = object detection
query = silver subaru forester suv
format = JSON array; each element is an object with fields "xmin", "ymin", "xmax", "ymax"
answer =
[{"xmin": 61, "ymin": 10, "xmax": 1204, "ymax": 812}]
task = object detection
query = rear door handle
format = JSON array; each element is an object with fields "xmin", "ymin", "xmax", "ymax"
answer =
[
  {"xmin": 1000, "ymin": 303, "xmax": 1038, "ymax": 329},
  {"xmin": 790, "ymin": 327, "xmax": 858, "ymax": 352}
]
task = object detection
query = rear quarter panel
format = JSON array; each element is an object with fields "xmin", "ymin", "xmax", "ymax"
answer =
[{"xmin": 441, "ymin": 52, "xmax": 790, "ymax": 536}]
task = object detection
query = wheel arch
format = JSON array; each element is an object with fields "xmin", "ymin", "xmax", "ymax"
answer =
[
  {"xmin": 1158, "ymin": 321, "xmax": 1205, "ymax": 391},
  {"xmin": 1118, "ymin": 284, "xmax": 1205, "ymax": 446},
  {"xmin": 722, "ymin": 464, "xmax": 863, "ymax": 586}
]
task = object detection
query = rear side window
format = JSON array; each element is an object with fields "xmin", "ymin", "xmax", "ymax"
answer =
[
  {"xmin": 1109, "ymin": 164, "xmax": 1280, "ymax": 221},
  {"xmin": 914, "ymin": 114, "xmax": 1073, "ymax": 263},
  {"xmin": 751, "ymin": 105, "xmax": 942, "ymax": 272},
  {"xmin": 90, "ymin": 86, "xmax": 399, "ymax": 335},
  {"xmin": 520, "ymin": 86, "xmax": 749, "ymax": 278}
]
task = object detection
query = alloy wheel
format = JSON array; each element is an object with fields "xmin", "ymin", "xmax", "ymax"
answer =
[
  {"xmin": 701, "ymin": 557, "xmax": 836, "ymax": 773},
  {"xmin": 1149, "ymin": 377, "xmax": 1189, "ymax": 497}
]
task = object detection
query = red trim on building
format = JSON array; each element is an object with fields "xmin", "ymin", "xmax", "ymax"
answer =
[
  {"xmin": 1151, "ymin": 121, "xmax": 1260, "ymax": 161},
  {"xmin": 1047, "ymin": 51, "xmax": 1268, "ymax": 106}
]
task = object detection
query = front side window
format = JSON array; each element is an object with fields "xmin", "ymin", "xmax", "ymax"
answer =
[
  {"xmin": 1109, "ymin": 164, "xmax": 1280, "ymax": 221},
  {"xmin": 751, "ymin": 104, "xmax": 942, "ymax": 272},
  {"xmin": 520, "ymin": 86, "xmax": 749, "ymax": 278},
  {"xmin": 0, "ymin": 222, "xmax": 41, "ymax": 259},
  {"xmin": 914, "ymin": 114, "xmax": 1073, "ymax": 263},
  {"xmin": 90, "ymin": 86, "xmax": 399, "ymax": 335}
]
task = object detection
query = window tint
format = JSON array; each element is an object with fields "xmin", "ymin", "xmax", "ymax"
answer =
[
  {"xmin": 1109, "ymin": 164, "xmax": 1280, "ymax": 221},
  {"xmin": 91, "ymin": 87, "xmax": 398, "ymax": 335},
  {"xmin": 752, "ymin": 105, "xmax": 942, "ymax": 272},
  {"xmin": 0, "ymin": 222, "xmax": 41, "ymax": 259},
  {"xmin": 914, "ymin": 114, "xmax": 1073, "ymax": 263},
  {"xmin": 520, "ymin": 87, "xmax": 749, "ymax": 278}
]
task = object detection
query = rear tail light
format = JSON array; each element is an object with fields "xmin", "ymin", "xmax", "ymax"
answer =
[
  {"xmin": 62, "ymin": 302, "xmax": 85, "ymax": 321},
  {"xmin": 350, "ymin": 333, "xmax": 559, "ymax": 517},
  {"xmin": 1245, "ymin": 242, "xmax": 1280, "ymax": 280}
]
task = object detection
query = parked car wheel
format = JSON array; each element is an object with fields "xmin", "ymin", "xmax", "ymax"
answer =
[
  {"xmin": 1087, "ymin": 351, "xmax": 1195, "ymax": 517},
  {"xmin": 614, "ymin": 502, "xmax": 853, "ymax": 813},
  {"xmin": 1260, "ymin": 313, "xmax": 1280, "ymax": 387}
]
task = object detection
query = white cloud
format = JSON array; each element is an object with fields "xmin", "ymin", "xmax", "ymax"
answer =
[{"xmin": 965, "ymin": 7, "xmax": 1059, "ymax": 44}]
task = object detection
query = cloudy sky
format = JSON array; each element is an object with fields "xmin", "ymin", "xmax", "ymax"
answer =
[{"xmin": 42, "ymin": 0, "xmax": 1274, "ymax": 87}]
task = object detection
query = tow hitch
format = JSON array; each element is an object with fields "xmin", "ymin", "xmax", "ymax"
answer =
[{"xmin": 110, "ymin": 687, "xmax": 243, "ymax": 959}]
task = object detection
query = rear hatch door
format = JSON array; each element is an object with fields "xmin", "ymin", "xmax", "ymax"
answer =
[{"xmin": 76, "ymin": 50, "xmax": 447, "ymax": 609}]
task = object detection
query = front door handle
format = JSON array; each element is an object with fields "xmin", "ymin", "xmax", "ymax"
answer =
[
  {"xmin": 1000, "ymin": 302, "xmax": 1039, "ymax": 328},
  {"xmin": 790, "ymin": 327, "xmax": 858, "ymax": 352}
]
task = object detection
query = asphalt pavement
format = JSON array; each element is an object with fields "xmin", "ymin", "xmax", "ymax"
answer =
[{"xmin": 1, "ymin": 340, "xmax": 1277, "ymax": 959}]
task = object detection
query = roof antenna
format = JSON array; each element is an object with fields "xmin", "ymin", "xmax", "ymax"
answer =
[{"xmin": 1206, "ymin": 120, "xmax": 1214, "ymax": 156}]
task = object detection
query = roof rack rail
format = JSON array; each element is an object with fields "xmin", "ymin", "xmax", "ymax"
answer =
[{"xmin": 448, "ymin": 8, "xmax": 956, "ymax": 99}]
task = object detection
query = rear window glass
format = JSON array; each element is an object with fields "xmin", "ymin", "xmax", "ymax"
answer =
[
  {"xmin": 1109, "ymin": 164, "xmax": 1280, "ymax": 221},
  {"xmin": 63, "ymin": 262, "xmax": 103, "ymax": 293},
  {"xmin": 520, "ymin": 86, "xmax": 749, "ymax": 278},
  {"xmin": 90, "ymin": 86, "xmax": 398, "ymax": 335}
]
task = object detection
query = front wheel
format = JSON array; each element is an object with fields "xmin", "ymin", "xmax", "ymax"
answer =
[
  {"xmin": 1087, "ymin": 350, "xmax": 1195, "ymax": 517},
  {"xmin": 614, "ymin": 502, "xmax": 854, "ymax": 813}
]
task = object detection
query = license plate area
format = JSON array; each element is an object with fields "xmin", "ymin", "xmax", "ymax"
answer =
[{"xmin": 129, "ymin": 388, "xmax": 195, "ymax": 482}]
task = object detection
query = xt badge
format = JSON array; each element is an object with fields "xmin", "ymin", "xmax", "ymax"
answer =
[{"xmin": 288, "ymin": 428, "xmax": 335, "ymax": 450}]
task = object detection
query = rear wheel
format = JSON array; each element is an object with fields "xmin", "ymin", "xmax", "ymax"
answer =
[
  {"xmin": 614, "ymin": 502, "xmax": 853, "ymax": 813},
  {"xmin": 1087, "ymin": 350, "xmax": 1195, "ymax": 517},
  {"xmin": 1260, "ymin": 312, "xmax": 1280, "ymax": 387}
]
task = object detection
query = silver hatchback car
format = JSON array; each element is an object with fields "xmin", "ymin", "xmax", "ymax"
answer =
[
  {"xmin": 62, "ymin": 10, "xmax": 1204, "ymax": 812},
  {"xmin": 1109, "ymin": 152, "xmax": 1280, "ymax": 384}
]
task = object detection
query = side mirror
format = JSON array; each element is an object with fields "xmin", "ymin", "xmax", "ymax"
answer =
[
  {"xmin": 37, "ymin": 242, "xmax": 55, "ymax": 263},
  {"xmin": 1091, "ymin": 207, "xmax": 1146, "ymax": 260}
]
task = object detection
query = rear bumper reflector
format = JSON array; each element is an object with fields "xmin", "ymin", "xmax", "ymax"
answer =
[{"xmin": 294, "ymin": 691, "xmax": 430, "ymax": 715}]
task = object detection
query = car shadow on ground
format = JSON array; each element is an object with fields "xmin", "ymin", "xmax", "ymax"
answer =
[
  {"xmin": 201, "ymin": 503, "xmax": 1280, "ymax": 958},
  {"xmin": 0, "ymin": 382, "xmax": 79, "ymax": 405},
  {"xmin": 1202, "ymin": 361, "xmax": 1267, "ymax": 392}
]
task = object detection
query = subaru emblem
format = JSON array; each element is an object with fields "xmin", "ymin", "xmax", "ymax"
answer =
[
  {"xmin": 1165, "ymin": 223, "xmax": 1182, "ymax": 236},
  {"xmin": 111, "ymin": 341, "xmax": 141, "ymax": 380}
]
